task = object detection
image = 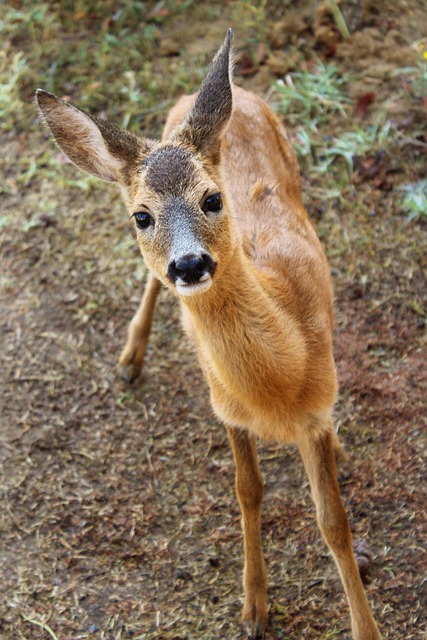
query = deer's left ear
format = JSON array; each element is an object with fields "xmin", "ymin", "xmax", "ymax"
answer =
[{"xmin": 173, "ymin": 29, "xmax": 233, "ymax": 161}]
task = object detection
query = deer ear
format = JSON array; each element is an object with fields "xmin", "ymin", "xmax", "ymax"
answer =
[
  {"xmin": 174, "ymin": 29, "xmax": 233, "ymax": 160},
  {"xmin": 36, "ymin": 89, "xmax": 153, "ymax": 183}
]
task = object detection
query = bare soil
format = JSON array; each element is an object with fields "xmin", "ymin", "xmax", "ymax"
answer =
[{"xmin": 1, "ymin": 1, "xmax": 426, "ymax": 639}]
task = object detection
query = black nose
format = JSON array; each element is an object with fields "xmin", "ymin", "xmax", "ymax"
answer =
[{"xmin": 167, "ymin": 253, "xmax": 216, "ymax": 285}]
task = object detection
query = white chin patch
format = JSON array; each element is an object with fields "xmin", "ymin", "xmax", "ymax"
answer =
[{"xmin": 176, "ymin": 275, "xmax": 213, "ymax": 297}]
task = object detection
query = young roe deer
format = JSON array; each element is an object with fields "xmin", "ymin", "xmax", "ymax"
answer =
[{"xmin": 36, "ymin": 30, "xmax": 382, "ymax": 640}]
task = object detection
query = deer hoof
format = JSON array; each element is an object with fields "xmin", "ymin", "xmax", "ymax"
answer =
[
  {"xmin": 244, "ymin": 618, "xmax": 267, "ymax": 640},
  {"xmin": 118, "ymin": 361, "xmax": 142, "ymax": 383},
  {"xmin": 353, "ymin": 538, "xmax": 373, "ymax": 580},
  {"xmin": 118, "ymin": 345, "xmax": 146, "ymax": 383}
]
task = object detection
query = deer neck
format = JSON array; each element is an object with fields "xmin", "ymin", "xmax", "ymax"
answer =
[
  {"xmin": 179, "ymin": 245, "xmax": 307, "ymax": 411},
  {"xmin": 177, "ymin": 245, "xmax": 337, "ymax": 442}
]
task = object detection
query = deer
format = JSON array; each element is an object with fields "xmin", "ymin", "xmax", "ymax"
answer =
[{"xmin": 36, "ymin": 29, "xmax": 382, "ymax": 640}]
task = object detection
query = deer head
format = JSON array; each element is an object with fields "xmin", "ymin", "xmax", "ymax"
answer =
[{"xmin": 36, "ymin": 30, "xmax": 235, "ymax": 297}]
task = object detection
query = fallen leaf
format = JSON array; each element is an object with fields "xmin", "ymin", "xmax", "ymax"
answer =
[{"xmin": 354, "ymin": 92, "xmax": 376, "ymax": 117}]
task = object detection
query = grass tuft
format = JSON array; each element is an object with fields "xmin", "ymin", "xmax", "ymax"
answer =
[
  {"xmin": 401, "ymin": 180, "xmax": 427, "ymax": 220},
  {"xmin": 317, "ymin": 119, "xmax": 394, "ymax": 175},
  {"xmin": 0, "ymin": 50, "xmax": 27, "ymax": 131},
  {"xmin": 272, "ymin": 59, "xmax": 352, "ymax": 126},
  {"xmin": 271, "ymin": 62, "xmax": 400, "ymax": 198},
  {"xmin": 392, "ymin": 41, "xmax": 427, "ymax": 102}
]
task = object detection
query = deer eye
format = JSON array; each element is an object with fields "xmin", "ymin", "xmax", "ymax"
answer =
[
  {"xmin": 203, "ymin": 192, "xmax": 223, "ymax": 214},
  {"xmin": 133, "ymin": 211, "xmax": 153, "ymax": 230}
]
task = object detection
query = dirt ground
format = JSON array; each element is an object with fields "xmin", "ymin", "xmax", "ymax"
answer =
[{"xmin": 1, "ymin": 1, "xmax": 426, "ymax": 639}]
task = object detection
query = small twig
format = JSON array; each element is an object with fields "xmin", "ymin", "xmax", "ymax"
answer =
[
  {"xmin": 21, "ymin": 615, "xmax": 59, "ymax": 640},
  {"xmin": 327, "ymin": 0, "xmax": 351, "ymax": 39}
]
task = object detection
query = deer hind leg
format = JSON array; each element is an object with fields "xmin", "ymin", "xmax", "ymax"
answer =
[
  {"xmin": 296, "ymin": 424, "xmax": 382, "ymax": 640},
  {"xmin": 118, "ymin": 273, "xmax": 162, "ymax": 382},
  {"xmin": 227, "ymin": 427, "xmax": 268, "ymax": 639}
]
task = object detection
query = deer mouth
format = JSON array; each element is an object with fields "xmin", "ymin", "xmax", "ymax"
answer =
[
  {"xmin": 175, "ymin": 272, "xmax": 213, "ymax": 296},
  {"xmin": 175, "ymin": 273, "xmax": 212, "ymax": 296}
]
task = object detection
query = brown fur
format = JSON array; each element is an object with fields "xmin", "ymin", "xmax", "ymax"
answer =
[{"xmin": 36, "ymin": 31, "xmax": 381, "ymax": 640}]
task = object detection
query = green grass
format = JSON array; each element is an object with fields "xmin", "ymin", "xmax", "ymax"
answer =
[
  {"xmin": 311, "ymin": 120, "xmax": 394, "ymax": 175},
  {"xmin": 231, "ymin": 0, "xmax": 267, "ymax": 43},
  {"xmin": 326, "ymin": 0, "xmax": 351, "ymax": 39},
  {"xmin": 272, "ymin": 60, "xmax": 403, "ymax": 201},
  {"xmin": 0, "ymin": 50, "xmax": 27, "ymax": 130},
  {"xmin": 392, "ymin": 41, "xmax": 427, "ymax": 103},
  {"xmin": 401, "ymin": 180, "xmax": 427, "ymax": 220},
  {"xmin": 272, "ymin": 59, "xmax": 352, "ymax": 126}
]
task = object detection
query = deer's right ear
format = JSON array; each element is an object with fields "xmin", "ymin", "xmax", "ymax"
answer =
[{"xmin": 36, "ymin": 89, "xmax": 153, "ymax": 183}]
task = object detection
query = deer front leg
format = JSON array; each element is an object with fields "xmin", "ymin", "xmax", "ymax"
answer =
[
  {"xmin": 227, "ymin": 427, "xmax": 268, "ymax": 639},
  {"xmin": 119, "ymin": 273, "xmax": 162, "ymax": 382},
  {"xmin": 297, "ymin": 425, "xmax": 382, "ymax": 640}
]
